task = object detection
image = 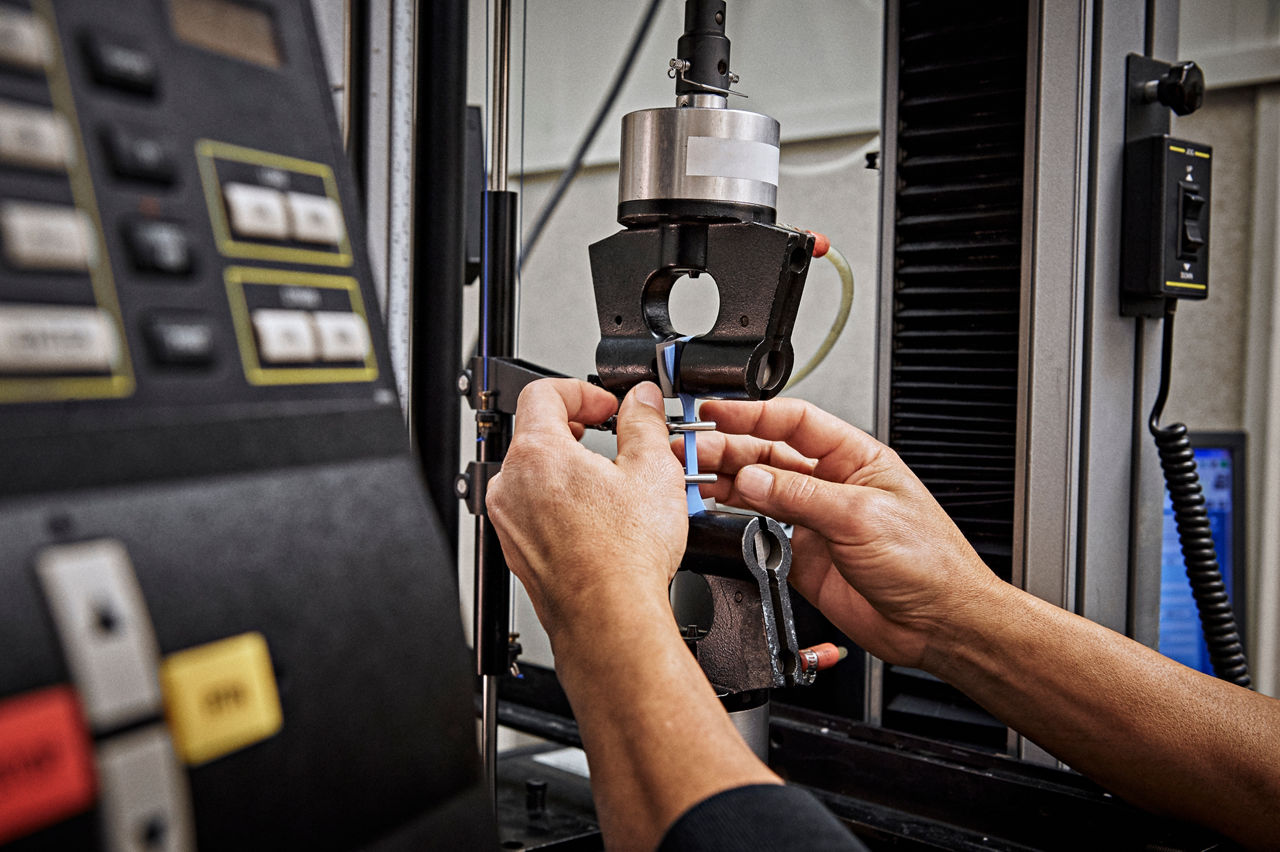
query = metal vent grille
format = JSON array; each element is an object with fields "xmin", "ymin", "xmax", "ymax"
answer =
[
  {"xmin": 883, "ymin": 0, "xmax": 1028, "ymax": 750},
  {"xmin": 891, "ymin": 0, "xmax": 1027, "ymax": 582}
]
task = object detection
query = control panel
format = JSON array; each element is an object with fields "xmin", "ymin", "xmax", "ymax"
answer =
[
  {"xmin": 1121, "ymin": 134, "xmax": 1212, "ymax": 311},
  {"xmin": 0, "ymin": 2, "xmax": 490, "ymax": 849},
  {"xmin": 0, "ymin": 0, "xmax": 396, "ymax": 434}
]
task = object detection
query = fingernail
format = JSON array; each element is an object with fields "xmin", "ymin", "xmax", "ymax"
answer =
[
  {"xmin": 736, "ymin": 466, "xmax": 772, "ymax": 501},
  {"xmin": 634, "ymin": 382, "xmax": 663, "ymax": 411}
]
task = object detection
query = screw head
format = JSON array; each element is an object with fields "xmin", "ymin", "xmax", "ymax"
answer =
[
  {"xmin": 454, "ymin": 474, "xmax": 470, "ymax": 498},
  {"xmin": 457, "ymin": 372, "xmax": 471, "ymax": 395}
]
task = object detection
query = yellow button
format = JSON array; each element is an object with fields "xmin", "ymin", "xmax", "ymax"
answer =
[{"xmin": 159, "ymin": 632, "xmax": 282, "ymax": 766}]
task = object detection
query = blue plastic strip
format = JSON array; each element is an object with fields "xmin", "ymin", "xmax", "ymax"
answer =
[{"xmin": 662, "ymin": 342, "xmax": 705, "ymax": 515}]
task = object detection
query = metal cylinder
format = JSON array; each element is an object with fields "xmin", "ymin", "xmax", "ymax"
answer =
[
  {"xmin": 618, "ymin": 107, "xmax": 780, "ymax": 225},
  {"xmin": 721, "ymin": 689, "xmax": 770, "ymax": 761}
]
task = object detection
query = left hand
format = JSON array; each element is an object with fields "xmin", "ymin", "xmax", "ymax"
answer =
[{"xmin": 486, "ymin": 380, "xmax": 688, "ymax": 641}]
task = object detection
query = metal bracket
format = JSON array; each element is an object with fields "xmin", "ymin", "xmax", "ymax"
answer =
[
  {"xmin": 457, "ymin": 460, "xmax": 502, "ymax": 515},
  {"xmin": 462, "ymin": 356, "xmax": 568, "ymax": 415},
  {"xmin": 1121, "ymin": 54, "xmax": 1180, "ymax": 319}
]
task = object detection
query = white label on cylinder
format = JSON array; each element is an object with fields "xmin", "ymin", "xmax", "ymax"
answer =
[{"xmin": 685, "ymin": 136, "xmax": 780, "ymax": 186}]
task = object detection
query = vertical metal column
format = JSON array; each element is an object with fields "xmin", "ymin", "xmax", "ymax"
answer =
[
  {"xmin": 407, "ymin": 0, "xmax": 467, "ymax": 550},
  {"xmin": 475, "ymin": 0, "xmax": 517, "ymax": 802}
]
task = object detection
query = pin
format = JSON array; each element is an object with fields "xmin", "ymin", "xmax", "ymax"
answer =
[
  {"xmin": 668, "ymin": 420, "xmax": 716, "ymax": 433},
  {"xmin": 684, "ymin": 473, "xmax": 717, "ymax": 484}
]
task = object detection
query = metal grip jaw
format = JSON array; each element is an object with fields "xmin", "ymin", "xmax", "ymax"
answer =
[
  {"xmin": 677, "ymin": 511, "xmax": 808, "ymax": 692},
  {"xmin": 589, "ymin": 221, "xmax": 813, "ymax": 400}
]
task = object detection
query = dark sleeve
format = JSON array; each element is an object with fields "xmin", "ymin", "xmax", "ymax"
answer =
[{"xmin": 658, "ymin": 784, "xmax": 869, "ymax": 852}]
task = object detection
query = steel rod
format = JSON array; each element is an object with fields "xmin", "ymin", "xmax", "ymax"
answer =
[
  {"xmin": 481, "ymin": 670, "xmax": 499, "ymax": 801},
  {"xmin": 489, "ymin": 0, "xmax": 511, "ymax": 190}
]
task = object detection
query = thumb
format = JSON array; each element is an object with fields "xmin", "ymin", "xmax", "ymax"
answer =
[
  {"xmin": 615, "ymin": 382, "xmax": 675, "ymax": 467},
  {"xmin": 733, "ymin": 464, "xmax": 852, "ymax": 539}
]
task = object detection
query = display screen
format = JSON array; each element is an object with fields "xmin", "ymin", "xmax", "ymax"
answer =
[
  {"xmin": 170, "ymin": 0, "xmax": 283, "ymax": 70},
  {"xmin": 1158, "ymin": 444, "xmax": 1241, "ymax": 674}
]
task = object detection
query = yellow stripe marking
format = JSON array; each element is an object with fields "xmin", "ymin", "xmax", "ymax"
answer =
[{"xmin": 1165, "ymin": 281, "xmax": 1207, "ymax": 291}]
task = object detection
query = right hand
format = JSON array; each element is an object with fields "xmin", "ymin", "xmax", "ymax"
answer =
[{"xmin": 690, "ymin": 397, "xmax": 1004, "ymax": 669}]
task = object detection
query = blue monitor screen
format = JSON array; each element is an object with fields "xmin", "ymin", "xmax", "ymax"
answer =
[{"xmin": 1159, "ymin": 447, "xmax": 1236, "ymax": 674}]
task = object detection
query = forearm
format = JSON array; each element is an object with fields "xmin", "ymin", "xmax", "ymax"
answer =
[
  {"xmin": 926, "ymin": 582, "xmax": 1280, "ymax": 848},
  {"xmin": 548, "ymin": 587, "xmax": 779, "ymax": 851}
]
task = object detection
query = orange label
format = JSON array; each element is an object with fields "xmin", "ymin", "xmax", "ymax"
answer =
[{"xmin": 0, "ymin": 685, "xmax": 96, "ymax": 844}]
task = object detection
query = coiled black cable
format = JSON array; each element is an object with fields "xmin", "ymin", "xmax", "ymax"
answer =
[{"xmin": 1148, "ymin": 306, "xmax": 1251, "ymax": 688}]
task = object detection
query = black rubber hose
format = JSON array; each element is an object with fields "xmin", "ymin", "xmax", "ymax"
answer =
[{"xmin": 1148, "ymin": 307, "xmax": 1251, "ymax": 688}]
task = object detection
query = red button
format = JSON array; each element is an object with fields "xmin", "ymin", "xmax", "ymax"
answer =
[{"xmin": 0, "ymin": 685, "xmax": 97, "ymax": 844}]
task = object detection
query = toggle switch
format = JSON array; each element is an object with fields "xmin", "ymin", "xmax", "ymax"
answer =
[{"xmin": 1178, "ymin": 183, "xmax": 1206, "ymax": 260}]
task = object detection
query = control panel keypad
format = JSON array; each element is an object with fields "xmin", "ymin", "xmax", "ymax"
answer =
[
  {"xmin": 223, "ymin": 181, "xmax": 289, "ymax": 241},
  {"xmin": 285, "ymin": 190, "xmax": 345, "ymax": 245},
  {"xmin": 0, "ymin": 100, "xmax": 73, "ymax": 171},
  {"xmin": 0, "ymin": 3, "xmax": 133, "ymax": 401},
  {"xmin": 0, "ymin": 304, "xmax": 120, "ymax": 373},
  {"xmin": 197, "ymin": 140, "xmax": 353, "ymax": 268},
  {"xmin": 313, "ymin": 310, "xmax": 370, "ymax": 362},
  {"xmin": 0, "ymin": 7, "xmax": 52, "ymax": 74},
  {"xmin": 125, "ymin": 220, "xmax": 193, "ymax": 276},
  {"xmin": 251, "ymin": 308, "xmax": 316, "ymax": 364},
  {"xmin": 1, "ymin": 200, "xmax": 96, "ymax": 271},
  {"xmin": 226, "ymin": 266, "xmax": 375, "ymax": 384},
  {"xmin": 82, "ymin": 33, "xmax": 156, "ymax": 96},
  {"xmin": 2, "ymin": 5, "xmax": 383, "ymax": 408},
  {"xmin": 144, "ymin": 314, "xmax": 215, "ymax": 367},
  {"xmin": 102, "ymin": 125, "xmax": 175, "ymax": 184}
]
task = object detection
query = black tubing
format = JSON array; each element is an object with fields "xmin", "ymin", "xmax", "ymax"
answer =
[{"xmin": 1148, "ymin": 307, "xmax": 1251, "ymax": 688}]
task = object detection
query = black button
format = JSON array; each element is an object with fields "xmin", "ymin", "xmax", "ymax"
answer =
[
  {"xmin": 126, "ymin": 221, "xmax": 192, "ymax": 275},
  {"xmin": 103, "ymin": 126, "xmax": 175, "ymax": 184},
  {"xmin": 83, "ymin": 36, "xmax": 156, "ymax": 95},
  {"xmin": 144, "ymin": 316, "xmax": 215, "ymax": 366}
]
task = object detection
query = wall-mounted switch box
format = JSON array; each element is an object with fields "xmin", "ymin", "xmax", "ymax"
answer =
[{"xmin": 1121, "ymin": 134, "xmax": 1212, "ymax": 316}]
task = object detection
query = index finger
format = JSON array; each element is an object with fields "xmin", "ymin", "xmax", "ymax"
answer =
[
  {"xmin": 698, "ymin": 397, "xmax": 885, "ymax": 483},
  {"xmin": 513, "ymin": 378, "xmax": 619, "ymax": 440}
]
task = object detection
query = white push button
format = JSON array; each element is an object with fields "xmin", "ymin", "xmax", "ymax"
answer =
[
  {"xmin": 286, "ymin": 192, "xmax": 345, "ymax": 245},
  {"xmin": 35, "ymin": 540, "xmax": 163, "ymax": 732},
  {"xmin": 97, "ymin": 726, "xmax": 195, "ymax": 852},
  {"xmin": 312, "ymin": 311, "xmax": 370, "ymax": 362},
  {"xmin": 0, "ymin": 8, "xmax": 52, "ymax": 73},
  {"xmin": 0, "ymin": 102, "xmax": 74, "ymax": 171},
  {"xmin": 223, "ymin": 182, "xmax": 288, "ymax": 240},
  {"xmin": 251, "ymin": 308, "xmax": 317, "ymax": 363},
  {"xmin": 1, "ymin": 202, "xmax": 96, "ymax": 271},
  {"xmin": 0, "ymin": 305, "xmax": 121, "ymax": 374}
]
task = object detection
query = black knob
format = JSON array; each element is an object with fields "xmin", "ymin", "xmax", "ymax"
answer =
[{"xmin": 1156, "ymin": 61, "xmax": 1205, "ymax": 116}]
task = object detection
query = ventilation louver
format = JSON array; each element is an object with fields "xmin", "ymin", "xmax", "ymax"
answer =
[{"xmin": 883, "ymin": 0, "xmax": 1028, "ymax": 750}]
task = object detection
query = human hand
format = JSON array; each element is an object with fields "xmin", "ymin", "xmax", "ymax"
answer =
[
  {"xmin": 487, "ymin": 380, "xmax": 688, "ymax": 643},
  {"xmin": 688, "ymin": 397, "xmax": 1003, "ymax": 670}
]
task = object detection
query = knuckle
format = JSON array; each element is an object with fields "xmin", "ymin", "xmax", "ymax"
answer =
[{"xmin": 780, "ymin": 472, "xmax": 820, "ymax": 506}]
